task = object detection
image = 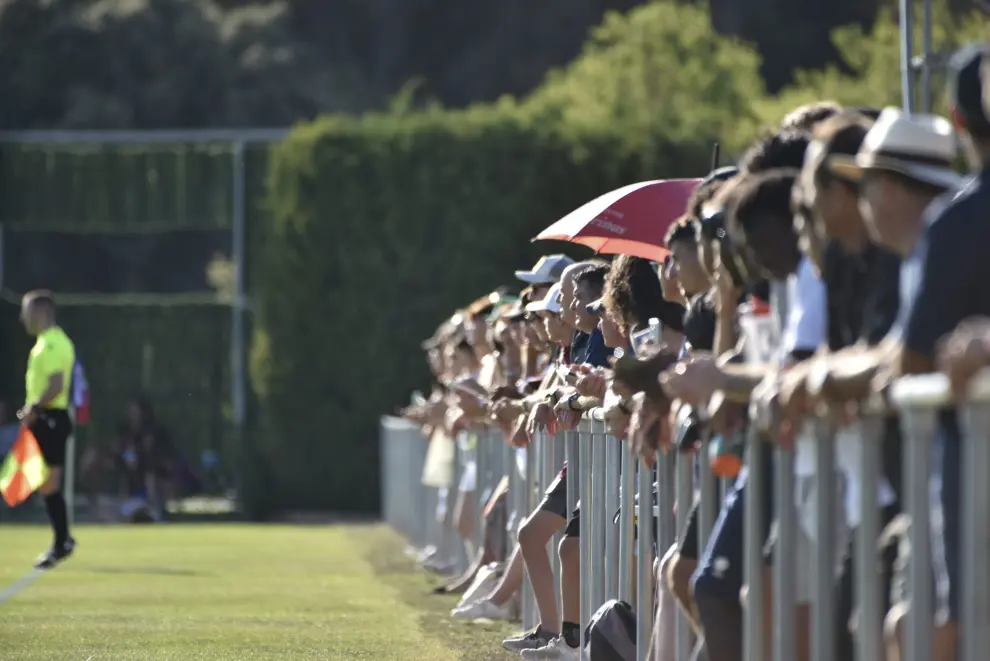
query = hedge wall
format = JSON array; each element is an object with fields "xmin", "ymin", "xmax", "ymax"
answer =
[{"xmin": 251, "ymin": 108, "xmax": 714, "ymax": 512}]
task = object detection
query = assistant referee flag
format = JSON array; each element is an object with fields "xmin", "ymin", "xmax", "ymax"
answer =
[{"xmin": 0, "ymin": 427, "xmax": 49, "ymax": 507}]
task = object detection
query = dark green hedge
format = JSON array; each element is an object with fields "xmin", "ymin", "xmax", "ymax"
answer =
[{"xmin": 251, "ymin": 107, "xmax": 713, "ymax": 512}]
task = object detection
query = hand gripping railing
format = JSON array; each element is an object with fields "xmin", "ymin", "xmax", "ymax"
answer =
[{"xmin": 380, "ymin": 369, "xmax": 990, "ymax": 661}]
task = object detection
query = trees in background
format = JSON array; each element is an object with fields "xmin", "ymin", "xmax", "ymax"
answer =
[
  {"xmin": 5, "ymin": 0, "xmax": 982, "ymax": 130},
  {"xmin": 2, "ymin": 0, "xmax": 985, "ymax": 513},
  {"xmin": 0, "ymin": 0, "xmax": 372, "ymax": 129}
]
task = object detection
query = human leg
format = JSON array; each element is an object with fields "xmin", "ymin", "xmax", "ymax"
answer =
[
  {"xmin": 692, "ymin": 481, "xmax": 747, "ymax": 661},
  {"xmin": 556, "ymin": 508, "xmax": 581, "ymax": 649},
  {"xmin": 32, "ymin": 410, "xmax": 75, "ymax": 569}
]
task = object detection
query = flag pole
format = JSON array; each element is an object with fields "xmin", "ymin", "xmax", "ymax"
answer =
[
  {"xmin": 65, "ymin": 408, "xmax": 75, "ymax": 526},
  {"xmin": 900, "ymin": 0, "xmax": 916, "ymax": 113}
]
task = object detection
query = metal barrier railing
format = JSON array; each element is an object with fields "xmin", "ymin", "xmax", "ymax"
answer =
[{"xmin": 380, "ymin": 371, "xmax": 990, "ymax": 661}]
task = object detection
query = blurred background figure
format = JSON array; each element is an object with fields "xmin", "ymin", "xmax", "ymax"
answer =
[
  {"xmin": 0, "ymin": 399, "xmax": 17, "ymax": 458},
  {"xmin": 79, "ymin": 396, "xmax": 201, "ymax": 523}
]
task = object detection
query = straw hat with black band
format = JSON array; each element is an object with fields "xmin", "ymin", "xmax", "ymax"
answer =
[{"xmin": 827, "ymin": 107, "xmax": 964, "ymax": 191}]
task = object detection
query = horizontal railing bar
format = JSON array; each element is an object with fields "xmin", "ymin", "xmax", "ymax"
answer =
[{"xmin": 890, "ymin": 369, "xmax": 990, "ymax": 409}]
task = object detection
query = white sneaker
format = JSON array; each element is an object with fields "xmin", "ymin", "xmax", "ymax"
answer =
[
  {"xmin": 520, "ymin": 636, "xmax": 582, "ymax": 660},
  {"xmin": 450, "ymin": 599, "xmax": 511, "ymax": 621}
]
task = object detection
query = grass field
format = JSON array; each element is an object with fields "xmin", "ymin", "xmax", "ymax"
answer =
[{"xmin": 0, "ymin": 524, "xmax": 519, "ymax": 660}]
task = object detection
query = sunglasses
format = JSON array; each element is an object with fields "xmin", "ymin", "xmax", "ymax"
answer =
[{"xmin": 700, "ymin": 206, "xmax": 761, "ymax": 288}]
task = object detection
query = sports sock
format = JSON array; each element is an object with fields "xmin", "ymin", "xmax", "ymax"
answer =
[
  {"xmin": 44, "ymin": 492, "xmax": 70, "ymax": 547},
  {"xmin": 562, "ymin": 621, "xmax": 581, "ymax": 648}
]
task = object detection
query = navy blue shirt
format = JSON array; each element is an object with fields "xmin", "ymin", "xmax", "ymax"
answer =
[
  {"xmin": 901, "ymin": 165, "xmax": 990, "ymax": 478},
  {"xmin": 569, "ymin": 328, "xmax": 610, "ymax": 368},
  {"xmin": 902, "ymin": 166, "xmax": 990, "ymax": 357},
  {"xmin": 899, "ymin": 165, "xmax": 990, "ymax": 614}
]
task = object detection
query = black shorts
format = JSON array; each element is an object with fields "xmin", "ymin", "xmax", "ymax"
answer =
[
  {"xmin": 677, "ymin": 477, "xmax": 721, "ymax": 560},
  {"xmin": 30, "ymin": 409, "xmax": 73, "ymax": 467},
  {"xmin": 537, "ymin": 465, "xmax": 569, "ymax": 520},
  {"xmin": 932, "ymin": 421, "xmax": 961, "ymax": 622},
  {"xmin": 564, "ymin": 504, "xmax": 580, "ymax": 537},
  {"xmin": 835, "ymin": 504, "xmax": 901, "ymax": 658},
  {"xmin": 692, "ymin": 444, "xmax": 774, "ymax": 601},
  {"xmin": 678, "ymin": 500, "xmax": 702, "ymax": 560}
]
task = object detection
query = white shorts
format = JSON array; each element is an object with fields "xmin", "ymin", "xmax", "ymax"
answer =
[
  {"xmin": 767, "ymin": 471, "xmax": 851, "ymax": 604},
  {"xmin": 459, "ymin": 461, "xmax": 478, "ymax": 492},
  {"xmin": 436, "ymin": 487, "xmax": 449, "ymax": 522},
  {"xmin": 794, "ymin": 472, "xmax": 850, "ymax": 603}
]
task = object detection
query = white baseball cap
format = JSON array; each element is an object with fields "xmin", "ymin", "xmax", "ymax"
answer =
[
  {"xmin": 524, "ymin": 283, "xmax": 563, "ymax": 314},
  {"xmin": 515, "ymin": 255, "xmax": 575, "ymax": 285}
]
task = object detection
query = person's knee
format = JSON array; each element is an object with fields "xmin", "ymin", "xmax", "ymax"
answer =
[
  {"xmin": 883, "ymin": 601, "xmax": 908, "ymax": 657},
  {"xmin": 666, "ymin": 552, "xmax": 698, "ymax": 610},
  {"xmin": 657, "ymin": 543, "xmax": 677, "ymax": 583},
  {"xmin": 518, "ymin": 512, "xmax": 551, "ymax": 551}
]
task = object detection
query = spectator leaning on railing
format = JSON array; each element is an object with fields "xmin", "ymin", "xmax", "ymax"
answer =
[
  {"xmin": 656, "ymin": 119, "xmax": 821, "ymax": 661},
  {"xmin": 396, "ymin": 49, "xmax": 990, "ymax": 661},
  {"xmin": 455, "ymin": 281, "xmax": 572, "ymax": 621},
  {"xmin": 505, "ymin": 261, "xmax": 611, "ymax": 658},
  {"xmin": 787, "ymin": 108, "xmax": 904, "ymax": 661},
  {"xmin": 800, "ymin": 45, "xmax": 990, "ymax": 661}
]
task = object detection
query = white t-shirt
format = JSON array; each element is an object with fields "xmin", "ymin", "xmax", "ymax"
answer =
[
  {"xmin": 783, "ymin": 258, "xmax": 828, "ymax": 477},
  {"xmin": 737, "ymin": 259, "xmax": 825, "ymax": 367},
  {"xmin": 781, "ymin": 258, "xmax": 827, "ymax": 360},
  {"xmin": 736, "ymin": 262, "xmax": 825, "ymax": 483}
]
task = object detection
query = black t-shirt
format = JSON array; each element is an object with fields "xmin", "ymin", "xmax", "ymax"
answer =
[
  {"xmin": 823, "ymin": 240, "xmax": 901, "ymax": 351},
  {"xmin": 654, "ymin": 299, "xmax": 687, "ymax": 334},
  {"xmin": 683, "ymin": 290, "xmax": 718, "ymax": 352},
  {"xmin": 902, "ymin": 166, "xmax": 990, "ymax": 358},
  {"xmin": 823, "ymin": 238, "xmax": 903, "ymax": 498}
]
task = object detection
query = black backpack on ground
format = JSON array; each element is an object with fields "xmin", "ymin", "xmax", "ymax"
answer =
[{"xmin": 584, "ymin": 599, "xmax": 637, "ymax": 661}]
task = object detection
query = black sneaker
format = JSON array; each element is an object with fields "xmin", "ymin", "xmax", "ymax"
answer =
[
  {"xmin": 502, "ymin": 628, "xmax": 552, "ymax": 653},
  {"xmin": 34, "ymin": 537, "xmax": 76, "ymax": 570}
]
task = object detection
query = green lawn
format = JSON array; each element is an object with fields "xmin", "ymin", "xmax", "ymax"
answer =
[{"xmin": 0, "ymin": 524, "xmax": 519, "ymax": 660}]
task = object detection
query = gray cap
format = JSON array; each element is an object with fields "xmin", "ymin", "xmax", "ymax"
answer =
[{"xmin": 515, "ymin": 254, "xmax": 575, "ymax": 285}]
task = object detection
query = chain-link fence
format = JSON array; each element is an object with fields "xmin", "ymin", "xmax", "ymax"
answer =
[{"xmin": 0, "ymin": 129, "xmax": 285, "ymax": 520}]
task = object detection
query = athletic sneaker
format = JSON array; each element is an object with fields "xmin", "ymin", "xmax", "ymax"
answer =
[
  {"xmin": 521, "ymin": 636, "xmax": 584, "ymax": 660},
  {"xmin": 502, "ymin": 628, "xmax": 553, "ymax": 653},
  {"xmin": 451, "ymin": 599, "xmax": 511, "ymax": 621},
  {"xmin": 34, "ymin": 537, "xmax": 76, "ymax": 570}
]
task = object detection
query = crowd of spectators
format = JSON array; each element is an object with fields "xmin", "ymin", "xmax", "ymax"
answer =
[{"xmin": 400, "ymin": 43, "xmax": 990, "ymax": 661}]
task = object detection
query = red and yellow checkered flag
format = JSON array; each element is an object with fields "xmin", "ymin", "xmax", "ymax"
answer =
[{"xmin": 0, "ymin": 427, "xmax": 49, "ymax": 507}]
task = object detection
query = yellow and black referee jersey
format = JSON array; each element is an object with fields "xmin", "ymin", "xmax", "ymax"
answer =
[{"xmin": 25, "ymin": 326, "xmax": 76, "ymax": 410}]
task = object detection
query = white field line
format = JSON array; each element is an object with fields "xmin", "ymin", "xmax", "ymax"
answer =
[{"xmin": 0, "ymin": 569, "xmax": 43, "ymax": 605}]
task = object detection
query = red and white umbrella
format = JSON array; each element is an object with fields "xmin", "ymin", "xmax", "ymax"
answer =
[{"xmin": 534, "ymin": 179, "xmax": 701, "ymax": 262}]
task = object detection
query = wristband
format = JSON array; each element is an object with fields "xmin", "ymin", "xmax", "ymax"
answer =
[{"xmin": 567, "ymin": 393, "xmax": 581, "ymax": 411}]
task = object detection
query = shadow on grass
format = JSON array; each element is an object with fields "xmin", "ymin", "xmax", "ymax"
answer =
[
  {"xmin": 83, "ymin": 566, "xmax": 203, "ymax": 577},
  {"xmin": 356, "ymin": 526, "xmax": 518, "ymax": 661}
]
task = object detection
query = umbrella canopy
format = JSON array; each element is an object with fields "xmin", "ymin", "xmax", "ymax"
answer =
[{"xmin": 534, "ymin": 178, "xmax": 702, "ymax": 262}]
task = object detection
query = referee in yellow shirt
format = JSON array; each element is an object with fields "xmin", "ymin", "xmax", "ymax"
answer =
[{"xmin": 18, "ymin": 290, "xmax": 77, "ymax": 570}]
